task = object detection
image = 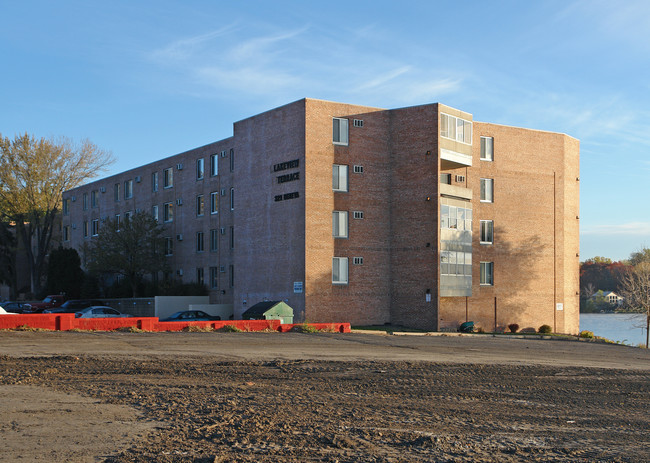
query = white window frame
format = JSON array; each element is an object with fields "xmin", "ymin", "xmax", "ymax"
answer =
[
  {"xmin": 353, "ymin": 211, "xmax": 364, "ymax": 219},
  {"xmin": 480, "ymin": 262, "xmax": 494, "ymax": 286},
  {"xmin": 210, "ymin": 229, "xmax": 218, "ymax": 252},
  {"xmin": 91, "ymin": 219, "xmax": 99, "ymax": 236},
  {"xmin": 333, "ymin": 164, "xmax": 348, "ymax": 192},
  {"xmin": 165, "ymin": 237, "xmax": 173, "ymax": 256},
  {"xmin": 332, "ymin": 211, "xmax": 348, "ymax": 238},
  {"xmin": 210, "ymin": 153, "xmax": 218, "ymax": 176},
  {"xmin": 113, "ymin": 183, "xmax": 120, "ymax": 202},
  {"xmin": 332, "ymin": 257, "xmax": 349, "ymax": 284},
  {"xmin": 210, "ymin": 191, "xmax": 218, "ymax": 214},
  {"xmin": 333, "ymin": 117, "xmax": 349, "ymax": 145},
  {"xmin": 152, "ymin": 205, "xmax": 159, "ymax": 222},
  {"xmin": 196, "ymin": 195, "xmax": 204, "ymax": 216},
  {"xmin": 353, "ymin": 165, "xmax": 363, "ymax": 174},
  {"xmin": 480, "ymin": 136, "xmax": 494, "ymax": 161},
  {"xmin": 353, "ymin": 257, "xmax": 363, "ymax": 265},
  {"xmin": 196, "ymin": 158, "xmax": 204, "ymax": 180},
  {"xmin": 163, "ymin": 202, "xmax": 173, "ymax": 222},
  {"xmin": 480, "ymin": 220, "xmax": 493, "ymax": 244},
  {"xmin": 152, "ymin": 172, "xmax": 159, "ymax": 192},
  {"xmin": 230, "ymin": 188, "xmax": 234, "ymax": 211},
  {"xmin": 440, "ymin": 113, "xmax": 472, "ymax": 144},
  {"xmin": 124, "ymin": 179, "xmax": 133, "ymax": 199},
  {"xmin": 163, "ymin": 168, "xmax": 173, "ymax": 189},
  {"xmin": 209, "ymin": 266, "xmax": 218, "ymax": 288},
  {"xmin": 480, "ymin": 178, "xmax": 494, "ymax": 203}
]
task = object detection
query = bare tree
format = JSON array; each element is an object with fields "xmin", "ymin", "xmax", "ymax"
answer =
[
  {"xmin": 86, "ymin": 212, "xmax": 168, "ymax": 297},
  {"xmin": 0, "ymin": 133, "xmax": 114, "ymax": 295},
  {"xmin": 618, "ymin": 262, "xmax": 650, "ymax": 348}
]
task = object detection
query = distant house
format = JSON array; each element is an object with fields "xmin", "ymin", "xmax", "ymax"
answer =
[{"xmin": 590, "ymin": 290, "xmax": 624, "ymax": 307}]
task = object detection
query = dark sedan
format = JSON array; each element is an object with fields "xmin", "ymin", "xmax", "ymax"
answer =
[
  {"xmin": 44, "ymin": 299, "xmax": 105, "ymax": 314},
  {"xmin": 0, "ymin": 301, "xmax": 32, "ymax": 313},
  {"xmin": 160, "ymin": 310, "xmax": 221, "ymax": 322}
]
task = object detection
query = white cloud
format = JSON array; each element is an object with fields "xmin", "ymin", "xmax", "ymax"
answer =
[{"xmin": 582, "ymin": 222, "xmax": 650, "ymax": 236}]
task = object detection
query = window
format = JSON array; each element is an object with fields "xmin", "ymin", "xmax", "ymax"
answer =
[
  {"xmin": 196, "ymin": 195, "xmax": 204, "ymax": 216},
  {"xmin": 230, "ymin": 226, "xmax": 234, "ymax": 249},
  {"xmin": 163, "ymin": 168, "xmax": 173, "ymax": 188},
  {"xmin": 333, "ymin": 211, "xmax": 348, "ymax": 238},
  {"xmin": 124, "ymin": 210, "xmax": 132, "ymax": 221},
  {"xmin": 353, "ymin": 165, "xmax": 363, "ymax": 174},
  {"xmin": 165, "ymin": 237, "xmax": 173, "ymax": 256},
  {"xmin": 440, "ymin": 173, "xmax": 451, "ymax": 184},
  {"xmin": 197, "ymin": 267, "xmax": 204, "ymax": 285},
  {"xmin": 333, "ymin": 118, "xmax": 349, "ymax": 145},
  {"xmin": 63, "ymin": 198, "xmax": 70, "ymax": 215},
  {"xmin": 124, "ymin": 179, "xmax": 133, "ymax": 199},
  {"xmin": 115, "ymin": 214, "xmax": 121, "ymax": 231},
  {"xmin": 196, "ymin": 158, "xmax": 204, "ymax": 180},
  {"xmin": 91, "ymin": 219, "xmax": 99, "ymax": 236},
  {"xmin": 480, "ymin": 220, "xmax": 493, "ymax": 244},
  {"xmin": 62, "ymin": 226, "xmax": 70, "ymax": 242},
  {"xmin": 353, "ymin": 211, "xmax": 364, "ymax": 219},
  {"xmin": 114, "ymin": 183, "xmax": 120, "ymax": 202},
  {"xmin": 441, "ymin": 251, "xmax": 472, "ymax": 276},
  {"xmin": 440, "ymin": 204, "xmax": 472, "ymax": 231},
  {"xmin": 152, "ymin": 205, "xmax": 159, "ymax": 222},
  {"xmin": 209, "ymin": 267, "xmax": 218, "ymax": 288},
  {"xmin": 210, "ymin": 229, "xmax": 218, "ymax": 251},
  {"xmin": 83, "ymin": 193, "xmax": 88, "ymax": 210},
  {"xmin": 152, "ymin": 172, "xmax": 159, "ymax": 192},
  {"xmin": 91, "ymin": 190, "xmax": 98, "ymax": 208},
  {"xmin": 230, "ymin": 188, "xmax": 234, "ymax": 210},
  {"xmin": 353, "ymin": 257, "xmax": 363, "ymax": 265},
  {"xmin": 196, "ymin": 231, "xmax": 204, "ymax": 252},
  {"xmin": 440, "ymin": 113, "xmax": 472, "ymax": 144},
  {"xmin": 333, "ymin": 164, "xmax": 348, "ymax": 192},
  {"xmin": 230, "ymin": 148, "xmax": 234, "ymax": 172},
  {"xmin": 210, "ymin": 192, "xmax": 218, "ymax": 214},
  {"xmin": 480, "ymin": 136, "xmax": 494, "ymax": 161},
  {"xmin": 332, "ymin": 257, "xmax": 348, "ymax": 284},
  {"xmin": 163, "ymin": 202, "xmax": 173, "ymax": 222},
  {"xmin": 229, "ymin": 265, "xmax": 234, "ymax": 288},
  {"xmin": 83, "ymin": 221, "xmax": 88, "ymax": 238},
  {"xmin": 480, "ymin": 262, "xmax": 494, "ymax": 285},
  {"xmin": 480, "ymin": 178, "xmax": 494, "ymax": 203},
  {"xmin": 210, "ymin": 153, "xmax": 218, "ymax": 176}
]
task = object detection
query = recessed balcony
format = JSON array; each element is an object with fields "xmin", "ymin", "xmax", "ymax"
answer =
[{"xmin": 440, "ymin": 148, "xmax": 472, "ymax": 169}]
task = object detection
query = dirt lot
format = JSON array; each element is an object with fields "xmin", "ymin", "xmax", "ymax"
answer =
[{"xmin": 0, "ymin": 331, "xmax": 648, "ymax": 462}]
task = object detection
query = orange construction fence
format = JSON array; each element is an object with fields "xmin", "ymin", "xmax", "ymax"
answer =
[{"xmin": 0, "ymin": 314, "xmax": 350, "ymax": 333}]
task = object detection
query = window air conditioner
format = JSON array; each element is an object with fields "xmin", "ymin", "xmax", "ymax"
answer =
[
  {"xmin": 135, "ymin": 176, "xmax": 141, "ymax": 183},
  {"xmin": 177, "ymin": 163, "xmax": 184, "ymax": 170},
  {"xmin": 176, "ymin": 234, "xmax": 183, "ymax": 241},
  {"xmin": 176, "ymin": 198, "xmax": 183, "ymax": 206}
]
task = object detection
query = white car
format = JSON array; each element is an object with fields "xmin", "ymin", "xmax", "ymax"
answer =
[
  {"xmin": 0, "ymin": 305, "xmax": 19, "ymax": 315},
  {"xmin": 74, "ymin": 306, "xmax": 132, "ymax": 318}
]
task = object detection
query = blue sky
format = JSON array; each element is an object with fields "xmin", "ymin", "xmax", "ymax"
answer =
[{"xmin": 1, "ymin": 0, "xmax": 649, "ymax": 261}]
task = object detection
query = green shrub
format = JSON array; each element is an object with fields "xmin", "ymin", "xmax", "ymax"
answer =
[
  {"xmin": 579, "ymin": 330, "xmax": 594, "ymax": 339},
  {"xmin": 219, "ymin": 324, "xmax": 244, "ymax": 333},
  {"xmin": 507, "ymin": 323, "xmax": 519, "ymax": 333},
  {"xmin": 538, "ymin": 324, "xmax": 552, "ymax": 334}
]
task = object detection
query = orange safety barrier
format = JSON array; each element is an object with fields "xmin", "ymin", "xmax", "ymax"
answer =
[{"xmin": 0, "ymin": 314, "xmax": 349, "ymax": 333}]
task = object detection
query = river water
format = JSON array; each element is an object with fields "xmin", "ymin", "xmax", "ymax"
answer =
[{"xmin": 580, "ymin": 313, "xmax": 648, "ymax": 347}]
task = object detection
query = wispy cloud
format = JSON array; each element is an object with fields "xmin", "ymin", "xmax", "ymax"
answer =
[{"xmin": 582, "ymin": 222, "xmax": 650, "ymax": 236}]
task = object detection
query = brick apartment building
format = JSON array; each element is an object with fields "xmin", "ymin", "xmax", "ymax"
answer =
[{"xmin": 61, "ymin": 98, "xmax": 580, "ymax": 333}]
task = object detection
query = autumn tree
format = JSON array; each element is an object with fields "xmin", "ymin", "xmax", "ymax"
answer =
[
  {"xmin": 618, "ymin": 262, "xmax": 650, "ymax": 348},
  {"xmin": 0, "ymin": 133, "xmax": 113, "ymax": 296},
  {"xmin": 86, "ymin": 212, "xmax": 168, "ymax": 297}
]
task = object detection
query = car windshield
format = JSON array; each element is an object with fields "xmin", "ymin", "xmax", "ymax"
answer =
[{"xmin": 42, "ymin": 297, "xmax": 54, "ymax": 303}]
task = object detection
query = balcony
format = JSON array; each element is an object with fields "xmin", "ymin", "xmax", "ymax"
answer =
[
  {"xmin": 440, "ymin": 148, "xmax": 472, "ymax": 169},
  {"xmin": 440, "ymin": 183, "xmax": 472, "ymax": 200}
]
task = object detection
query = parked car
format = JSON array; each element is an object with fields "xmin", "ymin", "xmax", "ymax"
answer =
[
  {"xmin": 24, "ymin": 295, "xmax": 67, "ymax": 313},
  {"xmin": 44, "ymin": 299, "xmax": 105, "ymax": 314},
  {"xmin": 74, "ymin": 306, "xmax": 132, "ymax": 318},
  {"xmin": 0, "ymin": 301, "xmax": 32, "ymax": 313},
  {"xmin": 0, "ymin": 305, "xmax": 19, "ymax": 315},
  {"xmin": 160, "ymin": 310, "xmax": 221, "ymax": 322}
]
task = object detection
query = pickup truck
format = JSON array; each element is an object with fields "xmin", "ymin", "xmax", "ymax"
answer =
[{"xmin": 25, "ymin": 295, "xmax": 67, "ymax": 313}]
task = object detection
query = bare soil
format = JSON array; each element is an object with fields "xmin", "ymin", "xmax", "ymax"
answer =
[{"xmin": 0, "ymin": 331, "xmax": 648, "ymax": 462}]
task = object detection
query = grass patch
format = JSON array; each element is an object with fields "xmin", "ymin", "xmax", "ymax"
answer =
[
  {"xmin": 217, "ymin": 324, "xmax": 244, "ymax": 333},
  {"xmin": 291, "ymin": 324, "xmax": 320, "ymax": 333},
  {"xmin": 182, "ymin": 325, "xmax": 214, "ymax": 332}
]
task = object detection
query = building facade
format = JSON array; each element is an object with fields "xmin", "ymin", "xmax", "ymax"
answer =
[{"xmin": 62, "ymin": 98, "xmax": 580, "ymax": 333}]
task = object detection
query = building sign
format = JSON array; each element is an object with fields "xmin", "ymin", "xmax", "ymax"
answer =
[
  {"xmin": 273, "ymin": 158, "xmax": 301, "ymax": 203},
  {"xmin": 293, "ymin": 281, "xmax": 303, "ymax": 293},
  {"xmin": 273, "ymin": 159, "xmax": 299, "ymax": 172}
]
